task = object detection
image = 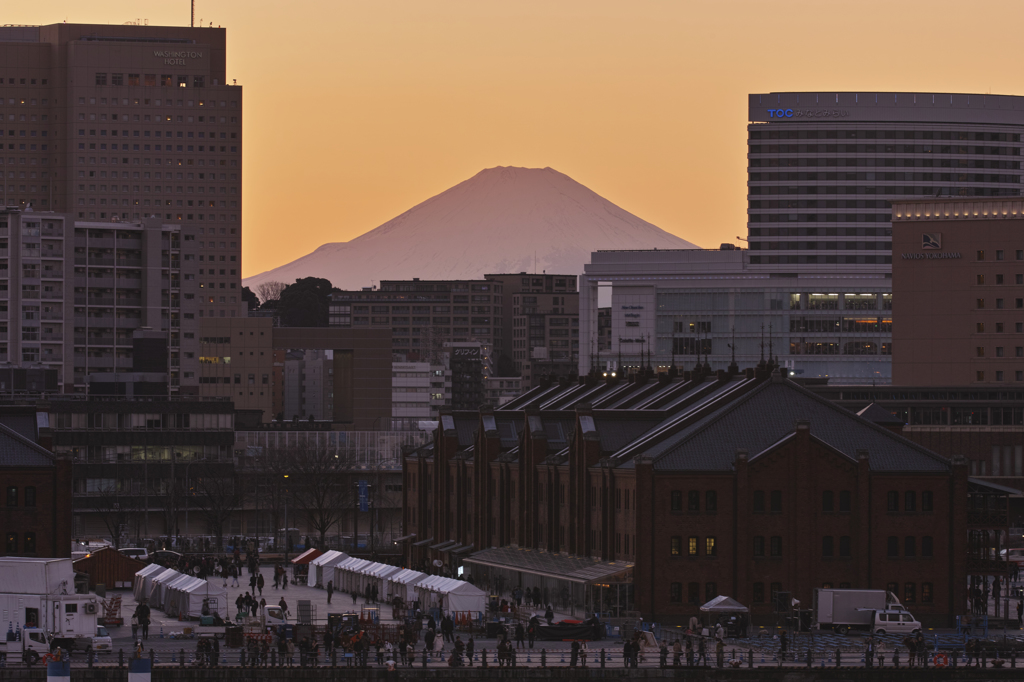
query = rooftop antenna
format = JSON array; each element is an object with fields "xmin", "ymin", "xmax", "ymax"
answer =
[
  {"xmin": 758, "ymin": 322, "xmax": 766, "ymax": 370},
  {"xmin": 727, "ymin": 325, "xmax": 739, "ymax": 375}
]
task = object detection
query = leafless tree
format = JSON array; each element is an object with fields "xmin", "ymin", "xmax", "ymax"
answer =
[
  {"xmin": 91, "ymin": 483, "xmax": 144, "ymax": 550},
  {"xmin": 255, "ymin": 280, "xmax": 287, "ymax": 304},
  {"xmin": 189, "ymin": 462, "xmax": 247, "ymax": 552},
  {"xmin": 419, "ymin": 324, "xmax": 447, "ymax": 365}
]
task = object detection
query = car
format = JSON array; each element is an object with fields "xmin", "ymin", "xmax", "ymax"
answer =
[
  {"xmin": 150, "ymin": 550, "xmax": 182, "ymax": 563},
  {"xmin": 999, "ymin": 547, "xmax": 1024, "ymax": 566},
  {"xmin": 872, "ymin": 609, "xmax": 921, "ymax": 635},
  {"xmin": 118, "ymin": 547, "xmax": 149, "ymax": 561}
]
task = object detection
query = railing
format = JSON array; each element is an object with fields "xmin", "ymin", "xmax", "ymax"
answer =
[{"xmin": 967, "ymin": 511, "xmax": 1008, "ymax": 526}]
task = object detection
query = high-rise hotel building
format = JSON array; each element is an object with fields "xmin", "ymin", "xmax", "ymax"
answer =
[
  {"xmin": 0, "ymin": 23, "xmax": 243, "ymax": 321},
  {"xmin": 579, "ymin": 93, "xmax": 1024, "ymax": 384}
]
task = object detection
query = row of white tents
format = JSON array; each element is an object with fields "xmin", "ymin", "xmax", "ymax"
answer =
[
  {"xmin": 303, "ymin": 552, "xmax": 485, "ymax": 615},
  {"xmin": 132, "ymin": 564, "xmax": 228, "ymax": 618}
]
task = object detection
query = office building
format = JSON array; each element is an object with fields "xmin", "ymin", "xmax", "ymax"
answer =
[
  {"xmin": 0, "ymin": 22, "xmax": 243, "ymax": 321},
  {"xmin": 892, "ymin": 196, "xmax": 1024, "ymax": 387},
  {"xmin": 392, "ymin": 361, "xmax": 450, "ymax": 431},
  {"xmin": 485, "ymin": 273, "xmax": 579, "ymax": 385},
  {"xmin": 579, "ymin": 249, "xmax": 892, "ymax": 383},
  {"xmin": 330, "ymin": 279, "xmax": 503, "ymax": 362},
  {"xmin": 747, "ymin": 92, "xmax": 1024, "ymax": 270},
  {"xmin": 282, "ymin": 349, "xmax": 334, "ymax": 422},
  {"xmin": 0, "ymin": 208, "xmax": 199, "ymax": 393}
]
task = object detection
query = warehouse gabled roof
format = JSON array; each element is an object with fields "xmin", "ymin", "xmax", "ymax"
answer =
[
  {"xmin": 465, "ymin": 546, "xmax": 633, "ymax": 584},
  {"xmin": 0, "ymin": 421, "xmax": 55, "ymax": 467}
]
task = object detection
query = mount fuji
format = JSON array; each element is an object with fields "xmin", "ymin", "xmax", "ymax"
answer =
[{"xmin": 243, "ymin": 166, "xmax": 699, "ymax": 292}]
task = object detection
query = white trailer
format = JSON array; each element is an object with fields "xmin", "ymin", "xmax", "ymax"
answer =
[
  {"xmin": 0, "ymin": 593, "xmax": 105, "ymax": 652},
  {"xmin": 812, "ymin": 588, "xmax": 905, "ymax": 634}
]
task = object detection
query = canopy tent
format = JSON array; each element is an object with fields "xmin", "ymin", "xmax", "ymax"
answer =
[
  {"xmin": 414, "ymin": 576, "xmax": 486, "ymax": 615},
  {"xmin": 387, "ymin": 568, "xmax": 427, "ymax": 603},
  {"xmin": 699, "ymin": 595, "xmax": 749, "ymax": 613},
  {"xmin": 175, "ymin": 578, "xmax": 228, "ymax": 619},
  {"xmin": 361, "ymin": 563, "xmax": 402, "ymax": 600},
  {"xmin": 334, "ymin": 557, "xmax": 372, "ymax": 593},
  {"xmin": 148, "ymin": 568, "xmax": 184, "ymax": 609},
  {"xmin": 307, "ymin": 550, "xmax": 345, "ymax": 587},
  {"xmin": 133, "ymin": 564, "xmax": 164, "ymax": 602},
  {"xmin": 290, "ymin": 548, "xmax": 322, "ymax": 565},
  {"xmin": 163, "ymin": 575, "xmax": 203, "ymax": 617}
]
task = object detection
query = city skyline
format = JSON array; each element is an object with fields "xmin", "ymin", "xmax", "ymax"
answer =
[{"xmin": 10, "ymin": 1, "xmax": 1024, "ymax": 279}]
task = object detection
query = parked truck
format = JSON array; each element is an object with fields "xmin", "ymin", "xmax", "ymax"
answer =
[
  {"xmin": 812, "ymin": 588, "xmax": 912, "ymax": 634},
  {"xmin": 0, "ymin": 627, "xmax": 53, "ymax": 665}
]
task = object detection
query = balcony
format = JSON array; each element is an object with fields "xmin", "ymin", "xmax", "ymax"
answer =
[
  {"xmin": 41, "ymin": 311, "xmax": 63, "ymax": 321},
  {"xmin": 88, "ymin": 257, "xmax": 115, "ymax": 267},
  {"xmin": 88, "ymin": 278, "xmax": 116, "ymax": 289},
  {"xmin": 40, "ymin": 333, "xmax": 63, "ymax": 342},
  {"xmin": 116, "ymin": 258, "xmax": 142, "ymax": 268},
  {"xmin": 88, "ymin": 238, "xmax": 116, "ymax": 249}
]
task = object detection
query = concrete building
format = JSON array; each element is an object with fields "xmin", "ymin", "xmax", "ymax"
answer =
[
  {"xmin": 0, "ymin": 22, "xmax": 244, "ymax": 321},
  {"xmin": 579, "ymin": 249, "xmax": 892, "ymax": 383},
  {"xmin": 282, "ymin": 349, "xmax": 333, "ymax": 422},
  {"xmin": 391, "ymin": 361, "xmax": 449, "ymax": 431},
  {"xmin": 891, "ymin": 196, "xmax": 1024, "ymax": 387},
  {"xmin": 483, "ymin": 375, "xmax": 522, "ymax": 408},
  {"xmin": 330, "ymin": 279, "xmax": 504, "ymax": 363},
  {"xmin": 0, "ymin": 208, "xmax": 199, "ymax": 393}
]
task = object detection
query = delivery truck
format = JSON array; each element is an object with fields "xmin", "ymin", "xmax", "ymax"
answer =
[
  {"xmin": 812, "ymin": 588, "xmax": 914, "ymax": 634},
  {"xmin": 0, "ymin": 627, "xmax": 53, "ymax": 665},
  {"xmin": 0, "ymin": 593, "xmax": 108, "ymax": 653}
]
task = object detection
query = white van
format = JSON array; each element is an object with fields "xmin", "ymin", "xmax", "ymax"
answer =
[{"xmin": 872, "ymin": 609, "xmax": 921, "ymax": 635}]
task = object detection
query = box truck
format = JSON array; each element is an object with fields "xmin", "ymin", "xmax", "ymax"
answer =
[{"xmin": 812, "ymin": 588, "xmax": 915, "ymax": 634}]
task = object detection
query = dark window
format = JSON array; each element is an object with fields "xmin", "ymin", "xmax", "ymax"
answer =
[
  {"xmin": 905, "ymin": 491, "xmax": 916, "ymax": 512},
  {"xmin": 822, "ymin": 490, "xmax": 834, "ymax": 512},
  {"xmin": 753, "ymin": 536, "xmax": 765, "ymax": 557},
  {"xmin": 904, "ymin": 583, "xmax": 916, "ymax": 603},
  {"xmin": 23, "ymin": 532, "xmax": 35, "ymax": 554},
  {"xmin": 886, "ymin": 581, "xmax": 899, "ymax": 596},
  {"xmin": 921, "ymin": 536, "xmax": 933, "ymax": 557},
  {"xmin": 770, "ymin": 582, "xmax": 782, "ymax": 605},
  {"xmin": 753, "ymin": 490, "xmax": 765, "ymax": 513},
  {"xmin": 839, "ymin": 490, "xmax": 851, "ymax": 512},
  {"xmin": 24, "ymin": 486, "xmax": 35, "ymax": 507},
  {"xmin": 688, "ymin": 582, "xmax": 700, "ymax": 604},
  {"xmin": 922, "ymin": 583, "xmax": 933, "ymax": 603},
  {"xmin": 839, "ymin": 535, "xmax": 851, "ymax": 557},
  {"xmin": 669, "ymin": 582, "xmax": 682, "ymax": 603},
  {"xmin": 670, "ymin": 490, "xmax": 682, "ymax": 512},
  {"xmin": 921, "ymin": 491, "xmax": 933, "ymax": 512},
  {"xmin": 753, "ymin": 582, "xmax": 765, "ymax": 603},
  {"xmin": 887, "ymin": 536, "xmax": 899, "ymax": 557},
  {"xmin": 770, "ymin": 490, "xmax": 782, "ymax": 512},
  {"xmin": 670, "ymin": 536, "xmax": 682, "ymax": 556},
  {"xmin": 705, "ymin": 582, "xmax": 717, "ymax": 602},
  {"xmin": 887, "ymin": 491, "xmax": 899, "ymax": 512},
  {"xmin": 705, "ymin": 491, "xmax": 717, "ymax": 513},
  {"xmin": 6, "ymin": 486, "xmax": 16, "ymax": 507},
  {"xmin": 905, "ymin": 536, "xmax": 916, "ymax": 557},
  {"xmin": 770, "ymin": 536, "xmax": 782, "ymax": 557},
  {"xmin": 687, "ymin": 491, "xmax": 700, "ymax": 512},
  {"xmin": 5, "ymin": 532, "xmax": 16, "ymax": 553},
  {"xmin": 705, "ymin": 537, "xmax": 717, "ymax": 556},
  {"xmin": 822, "ymin": 536, "xmax": 834, "ymax": 557}
]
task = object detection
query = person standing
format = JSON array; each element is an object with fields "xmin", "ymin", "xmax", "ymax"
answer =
[
  {"xmin": 327, "ymin": 580, "xmax": 334, "ymax": 605},
  {"xmin": 778, "ymin": 630, "xmax": 788, "ymax": 663},
  {"xmin": 580, "ymin": 640, "xmax": 588, "ymax": 667},
  {"xmin": 570, "ymin": 639, "xmax": 579, "ymax": 667},
  {"xmin": 130, "ymin": 611, "xmax": 139, "ymax": 641},
  {"xmin": 515, "ymin": 622, "xmax": 525, "ymax": 649},
  {"xmin": 466, "ymin": 636, "xmax": 474, "ymax": 667},
  {"xmin": 138, "ymin": 601, "xmax": 151, "ymax": 640},
  {"xmin": 1017, "ymin": 599, "xmax": 1023, "ymax": 627},
  {"xmin": 257, "ymin": 572, "xmax": 265, "ymax": 597}
]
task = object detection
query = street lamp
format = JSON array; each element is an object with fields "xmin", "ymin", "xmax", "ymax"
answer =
[{"xmin": 181, "ymin": 454, "xmax": 205, "ymax": 551}]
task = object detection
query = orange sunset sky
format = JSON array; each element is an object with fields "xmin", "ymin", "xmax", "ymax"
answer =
[{"xmin": 10, "ymin": 1, "xmax": 1024, "ymax": 278}]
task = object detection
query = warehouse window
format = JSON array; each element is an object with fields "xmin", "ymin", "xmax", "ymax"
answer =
[
  {"xmin": 669, "ymin": 583, "xmax": 682, "ymax": 603},
  {"xmin": 887, "ymin": 536, "xmax": 899, "ymax": 557}
]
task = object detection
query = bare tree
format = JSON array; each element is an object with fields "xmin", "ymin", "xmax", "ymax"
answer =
[
  {"xmin": 255, "ymin": 280, "xmax": 287, "ymax": 304},
  {"xmin": 264, "ymin": 443, "xmax": 356, "ymax": 548},
  {"xmin": 190, "ymin": 462, "xmax": 247, "ymax": 553},
  {"xmin": 91, "ymin": 483, "xmax": 144, "ymax": 550}
]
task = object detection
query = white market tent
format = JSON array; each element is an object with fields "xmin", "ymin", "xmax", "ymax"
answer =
[
  {"xmin": 699, "ymin": 595, "xmax": 749, "ymax": 613},
  {"xmin": 148, "ymin": 568, "xmax": 183, "ymax": 609},
  {"xmin": 414, "ymin": 576, "xmax": 486, "ymax": 615},
  {"xmin": 361, "ymin": 563, "xmax": 402, "ymax": 599},
  {"xmin": 133, "ymin": 564, "xmax": 164, "ymax": 602},
  {"xmin": 319, "ymin": 552, "xmax": 354, "ymax": 590},
  {"xmin": 387, "ymin": 569, "xmax": 427, "ymax": 603},
  {"xmin": 335, "ymin": 558, "xmax": 372, "ymax": 593},
  {"xmin": 307, "ymin": 550, "xmax": 345, "ymax": 587},
  {"xmin": 163, "ymin": 574, "xmax": 199, "ymax": 616},
  {"xmin": 176, "ymin": 578, "xmax": 228, "ymax": 619}
]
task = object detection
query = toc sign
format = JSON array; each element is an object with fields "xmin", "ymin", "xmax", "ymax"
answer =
[{"xmin": 768, "ymin": 108, "xmax": 850, "ymax": 119}]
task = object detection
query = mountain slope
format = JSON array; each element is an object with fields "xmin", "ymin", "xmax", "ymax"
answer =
[{"xmin": 244, "ymin": 166, "xmax": 699, "ymax": 292}]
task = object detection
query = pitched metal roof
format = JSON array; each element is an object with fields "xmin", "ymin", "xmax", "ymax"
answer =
[
  {"xmin": 465, "ymin": 546, "xmax": 633, "ymax": 584},
  {"xmin": 0, "ymin": 421, "xmax": 55, "ymax": 467},
  {"xmin": 650, "ymin": 379, "xmax": 949, "ymax": 472}
]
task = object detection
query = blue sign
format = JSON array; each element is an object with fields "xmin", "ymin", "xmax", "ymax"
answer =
[
  {"xmin": 358, "ymin": 479, "xmax": 368, "ymax": 513},
  {"xmin": 768, "ymin": 109, "xmax": 793, "ymax": 118}
]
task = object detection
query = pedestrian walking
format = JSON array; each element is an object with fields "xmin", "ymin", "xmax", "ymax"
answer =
[
  {"xmin": 327, "ymin": 580, "xmax": 334, "ymax": 605},
  {"xmin": 515, "ymin": 622, "xmax": 525, "ymax": 649},
  {"xmin": 698, "ymin": 636, "xmax": 708, "ymax": 667},
  {"xmin": 130, "ymin": 612, "xmax": 139, "ymax": 641},
  {"xmin": 1017, "ymin": 599, "xmax": 1023, "ymax": 627},
  {"xmin": 257, "ymin": 573, "xmax": 265, "ymax": 597},
  {"xmin": 570, "ymin": 640, "xmax": 579, "ymax": 667},
  {"xmin": 580, "ymin": 640, "xmax": 588, "ymax": 667}
]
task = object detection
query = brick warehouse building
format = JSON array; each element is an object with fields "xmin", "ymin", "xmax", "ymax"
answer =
[
  {"xmin": 0, "ymin": 411, "xmax": 72, "ymax": 557},
  {"xmin": 402, "ymin": 367, "xmax": 1010, "ymax": 626}
]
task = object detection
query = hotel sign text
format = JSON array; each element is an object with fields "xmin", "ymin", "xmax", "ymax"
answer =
[{"xmin": 154, "ymin": 50, "xmax": 203, "ymax": 65}]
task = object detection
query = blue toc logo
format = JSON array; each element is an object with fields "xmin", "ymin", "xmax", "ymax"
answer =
[{"xmin": 768, "ymin": 109, "xmax": 793, "ymax": 118}]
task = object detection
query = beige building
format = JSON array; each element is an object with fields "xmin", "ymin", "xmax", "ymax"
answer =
[
  {"xmin": 892, "ymin": 197, "xmax": 1024, "ymax": 386},
  {"xmin": 0, "ymin": 22, "xmax": 244, "ymax": 323}
]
